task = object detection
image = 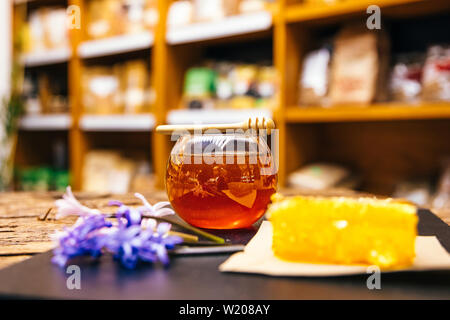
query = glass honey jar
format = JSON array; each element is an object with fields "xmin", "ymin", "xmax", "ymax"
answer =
[{"xmin": 166, "ymin": 132, "xmax": 277, "ymax": 229}]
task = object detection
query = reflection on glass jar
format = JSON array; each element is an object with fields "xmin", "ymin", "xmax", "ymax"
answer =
[{"xmin": 166, "ymin": 133, "xmax": 277, "ymax": 229}]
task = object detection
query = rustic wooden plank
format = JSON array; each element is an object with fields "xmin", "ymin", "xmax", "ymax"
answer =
[
  {"xmin": 0, "ymin": 217, "xmax": 74, "ymax": 254},
  {"xmin": 0, "ymin": 192, "xmax": 55, "ymax": 218},
  {"xmin": 0, "ymin": 242, "xmax": 55, "ymax": 255},
  {"xmin": 0, "ymin": 192, "xmax": 170, "ymax": 269}
]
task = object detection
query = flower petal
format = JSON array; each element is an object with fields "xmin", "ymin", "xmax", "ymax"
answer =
[
  {"xmin": 108, "ymin": 200, "xmax": 123, "ymax": 207},
  {"xmin": 152, "ymin": 208, "xmax": 175, "ymax": 217},
  {"xmin": 157, "ymin": 222, "xmax": 171, "ymax": 235},
  {"xmin": 55, "ymin": 186, "xmax": 101, "ymax": 219},
  {"xmin": 152, "ymin": 201, "xmax": 171, "ymax": 211},
  {"xmin": 52, "ymin": 190, "xmax": 178, "ymax": 269}
]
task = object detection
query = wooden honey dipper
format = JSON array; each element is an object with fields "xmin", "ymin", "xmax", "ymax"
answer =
[{"xmin": 156, "ymin": 117, "xmax": 276, "ymax": 135}]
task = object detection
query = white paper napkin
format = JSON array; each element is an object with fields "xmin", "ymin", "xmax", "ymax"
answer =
[{"xmin": 219, "ymin": 221, "xmax": 450, "ymax": 276}]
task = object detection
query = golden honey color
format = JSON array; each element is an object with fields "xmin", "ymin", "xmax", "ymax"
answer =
[{"xmin": 267, "ymin": 195, "xmax": 418, "ymax": 269}]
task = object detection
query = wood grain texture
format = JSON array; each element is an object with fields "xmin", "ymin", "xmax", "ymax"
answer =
[{"xmin": 0, "ymin": 191, "xmax": 168, "ymax": 269}]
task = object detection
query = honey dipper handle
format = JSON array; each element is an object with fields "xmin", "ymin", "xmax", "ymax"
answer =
[{"xmin": 155, "ymin": 117, "xmax": 275, "ymax": 135}]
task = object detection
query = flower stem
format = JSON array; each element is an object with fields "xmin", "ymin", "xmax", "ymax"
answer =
[
  {"xmin": 151, "ymin": 216, "xmax": 225, "ymax": 244},
  {"xmin": 168, "ymin": 231, "xmax": 198, "ymax": 243}
]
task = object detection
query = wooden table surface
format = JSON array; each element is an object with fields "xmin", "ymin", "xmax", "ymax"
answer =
[
  {"xmin": 0, "ymin": 190, "xmax": 168, "ymax": 270},
  {"xmin": 0, "ymin": 189, "xmax": 449, "ymax": 270}
]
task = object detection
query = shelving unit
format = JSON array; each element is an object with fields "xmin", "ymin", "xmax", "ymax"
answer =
[
  {"xmin": 19, "ymin": 113, "xmax": 72, "ymax": 130},
  {"xmin": 277, "ymin": 0, "xmax": 450, "ymax": 195},
  {"xmin": 78, "ymin": 32, "xmax": 154, "ymax": 59},
  {"xmin": 80, "ymin": 114, "xmax": 155, "ymax": 132},
  {"xmin": 286, "ymin": 102, "xmax": 450, "ymax": 123},
  {"xmin": 167, "ymin": 109, "xmax": 273, "ymax": 125},
  {"xmin": 12, "ymin": 0, "xmax": 450, "ymax": 195},
  {"xmin": 166, "ymin": 11, "xmax": 272, "ymax": 45},
  {"xmin": 21, "ymin": 47, "xmax": 71, "ymax": 67},
  {"xmin": 284, "ymin": 0, "xmax": 450, "ymax": 23}
]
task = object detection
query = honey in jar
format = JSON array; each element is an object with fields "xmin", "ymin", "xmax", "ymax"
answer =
[{"xmin": 166, "ymin": 133, "xmax": 277, "ymax": 229}]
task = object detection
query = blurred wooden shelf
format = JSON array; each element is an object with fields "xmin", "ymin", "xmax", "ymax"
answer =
[
  {"xmin": 19, "ymin": 114, "xmax": 72, "ymax": 130},
  {"xmin": 12, "ymin": 0, "xmax": 450, "ymax": 192},
  {"xmin": 13, "ymin": 0, "xmax": 43, "ymax": 4},
  {"xmin": 13, "ymin": 0, "xmax": 33, "ymax": 4},
  {"xmin": 285, "ymin": 0, "xmax": 448, "ymax": 23},
  {"xmin": 167, "ymin": 108, "xmax": 273, "ymax": 125},
  {"xmin": 80, "ymin": 114, "xmax": 156, "ymax": 132},
  {"xmin": 78, "ymin": 32, "xmax": 154, "ymax": 59},
  {"xmin": 21, "ymin": 47, "xmax": 71, "ymax": 67},
  {"xmin": 285, "ymin": 102, "xmax": 450, "ymax": 123},
  {"xmin": 166, "ymin": 11, "xmax": 272, "ymax": 45}
]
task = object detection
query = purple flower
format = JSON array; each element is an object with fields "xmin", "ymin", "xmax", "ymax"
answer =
[
  {"xmin": 141, "ymin": 222, "xmax": 183, "ymax": 266},
  {"xmin": 51, "ymin": 215, "xmax": 112, "ymax": 267},
  {"xmin": 55, "ymin": 186, "xmax": 100, "ymax": 219},
  {"xmin": 115, "ymin": 204, "xmax": 142, "ymax": 227},
  {"xmin": 103, "ymin": 221, "xmax": 183, "ymax": 269},
  {"xmin": 134, "ymin": 193, "xmax": 175, "ymax": 217},
  {"xmin": 105, "ymin": 225, "xmax": 142, "ymax": 269},
  {"xmin": 51, "ymin": 188, "xmax": 183, "ymax": 269}
]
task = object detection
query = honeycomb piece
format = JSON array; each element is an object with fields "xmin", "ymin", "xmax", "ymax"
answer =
[{"xmin": 267, "ymin": 195, "xmax": 418, "ymax": 269}]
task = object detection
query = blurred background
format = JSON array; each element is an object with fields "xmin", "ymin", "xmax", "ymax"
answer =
[{"xmin": 0, "ymin": 0, "xmax": 449, "ymax": 216}]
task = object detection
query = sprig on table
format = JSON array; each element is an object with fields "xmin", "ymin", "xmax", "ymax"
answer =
[{"xmin": 51, "ymin": 187, "xmax": 183, "ymax": 269}]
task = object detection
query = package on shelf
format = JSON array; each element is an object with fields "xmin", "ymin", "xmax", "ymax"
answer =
[
  {"xmin": 18, "ymin": 167, "xmax": 69, "ymax": 192},
  {"xmin": 167, "ymin": 0, "xmax": 272, "ymax": 26},
  {"xmin": 82, "ymin": 150, "xmax": 153, "ymax": 194},
  {"xmin": 422, "ymin": 45, "xmax": 450, "ymax": 102},
  {"xmin": 86, "ymin": 0, "xmax": 158, "ymax": 40},
  {"xmin": 22, "ymin": 75, "xmax": 40, "ymax": 114},
  {"xmin": 82, "ymin": 66, "xmax": 122, "ymax": 114},
  {"xmin": 287, "ymin": 163, "xmax": 357, "ymax": 191},
  {"xmin": 143, "ymin": 0, "xmax": 159, "ymax": 30},
  {"xmin": 130, "ymin": 161, "xmax": 156, "ymax": 193},
  {"xmin": 167, "ymin": 1, "xmax": 194, "ymax": 27},
  {"xmin": 23, "ymin": 70, "xmax": 68, "ymax": 115},
  {"xmin": 329, "ymin": 23, "xmax": 390, "ymax": 105},
  {"xmin": 182, "ymin": 61, "xmax": 278, "ymax": 110},
  {"xmin": 432, "ymin": 160, "xmax": 450, "ymax": 212},
  {"xmin": 18, "ymin": 138, "xmax": 70, "ymax": 191},
  {"xmin": 23, "ymin": 7, "xmax": 68, "ymax": 53},
  {"xmin": 53, "ymin": 170, "xmax": 70, "ymax": 192},
  {"xmin": 238, "ymin": 0, "xmax": 274, "ymax": 14},
  {"xmin": 389, "ymin": 53, "xmax": 424, "ymax": 103},
  {"xmin": 126, "ymin": 0, "xmax": 158, "ymax": 34},
  {"xmin": 215, "ymin": 63, "xmax": 234, "ymax": 106},
  {"xmin": 302, "ymin": 0, "xmax": 345, "ymax": 5},
  {"xmin": 233, "ymin": 64, "xmax": 258, "ymax": 96},
  {"xmin": 82, "ymin": 60, "xmax": 153, "ymax": 114},
  {"xmin": 257, "ymin": 66, "xmax": 277, "ymax": 97},
  {"xmin": 193, "ymin": 0, "xmax": 239, "ymax": 22},
  {"xmin": 298, "ymin": 47, "xmax": 331, "ymax": 106},
  {"xmin": 393, "ymin": 180, "xmax": 432, "ymax": 207},
  {"xmin": 87, "ymin": 0, "xmax": 122, "ymax": 39},
  {"xmin": 18, "ymin": 167, "xmax": 51, "ymax": 191},
  {"xmin": 83, "ymin": 151, "xmax": 130, "ymax": 194},
  {"xmin": 182, "ymin": 67, "xmax": 217, "ymax": 109},
  {"xmin": 122, "ymin": 60, "xmax": 154, "ymax": 113}
]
